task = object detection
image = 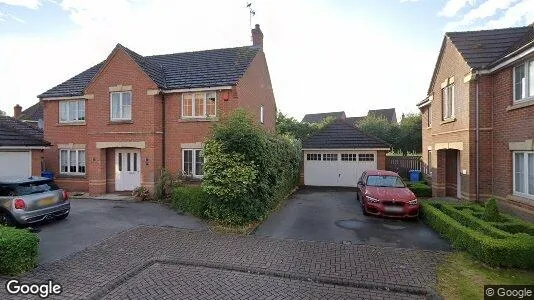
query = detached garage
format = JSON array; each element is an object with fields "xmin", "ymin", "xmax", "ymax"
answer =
[
  {"xmin": 301, "ymin": 120, "xmax": 390, "ymax": 187},
  {"xmin": 0, "ymin": 116, "xmax": 50, "ymax": 178}
]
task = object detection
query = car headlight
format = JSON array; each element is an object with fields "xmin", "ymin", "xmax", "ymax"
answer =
[
  {"xmin": 408, "ymin": 199, "xmax": 418, "ymax": 205},
  {"xmin": 366, "ymin": 196, "xmax": 380, "ymax": 203}
]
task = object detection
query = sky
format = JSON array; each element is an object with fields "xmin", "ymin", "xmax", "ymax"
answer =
[{"xmin": 0, "ymin": 0, "xmax": 533, "ymax": 121}]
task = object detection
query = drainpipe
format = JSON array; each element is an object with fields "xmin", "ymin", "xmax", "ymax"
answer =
[
  {"xmin": 161, "ymin": 92, "xmax": 166, "ymax": 170},
  {"xmin": 475, "ymin": 71, "xmax": 480, "ymax": 202}
]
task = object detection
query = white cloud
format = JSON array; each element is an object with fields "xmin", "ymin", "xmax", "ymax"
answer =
[
  {"xmin": 484, "ymin": 0, "xmax": 534, "ymax": 28},
  {"xmin": 0, "ymin": 0, "xmax": 41, "ymax": 9},
  {"xmin": 0, "ymin": 0, "xmax": 433, "ymax": 120},
  {"xmin": 442, "ymin": 0, "xmax": 533, "ymax": 31},
  {"xmin": 439, "ymin": 0, "xmax": 475, "ymax": 17}
]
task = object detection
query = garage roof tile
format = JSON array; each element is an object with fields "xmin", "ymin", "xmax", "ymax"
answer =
[
  {"xmin": 302, "ymin": 120, "xmax": 390, "ymax": 149},
  {"xmin": 0, "ymin": 116, "xmax": 50, "ymax": 147}
]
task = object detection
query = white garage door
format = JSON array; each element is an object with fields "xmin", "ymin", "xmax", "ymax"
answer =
[
  {"xmin": 0, "ymin": 151, "xmax": 31, "ymax": 178},
  {"xmin": 303, "ymin": 151, "xmax": 377, "ymax": 187}
]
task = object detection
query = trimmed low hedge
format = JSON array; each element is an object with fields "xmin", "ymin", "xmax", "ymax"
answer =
[
  {"xmin": 421, "ymin": 201, "xmax": 534, "ymax": 268},
  {"xmin": 171, "ymin": 186, "xmax": 210, "ymax": 218},
  {"xmin": 407, "ymin": 182, "xmax": 432, "ymax": 198},
  {"xmin": 0, "ymin": 226, "xmax": 39, "ymax": 275}
]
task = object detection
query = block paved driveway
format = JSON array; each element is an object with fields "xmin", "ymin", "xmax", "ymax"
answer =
[
  {"xmin": 255, "ymin": 187, "xmax": 451, "ymax": 251},
  {"xmin": 1, "ymin": 226, "xmax": 445, "ymax": 299},
  {"xmin": 33, "ymin": 198, "xmax": 207, "ymax": 263}
]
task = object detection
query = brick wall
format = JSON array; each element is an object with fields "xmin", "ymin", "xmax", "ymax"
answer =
[
  {"xmin": 423, "ymin": 37, "xmax": 473, "ymax": 199},
  {"xmin": 42, "ymin": 46, "xmax": 277, "ymax": 195}
]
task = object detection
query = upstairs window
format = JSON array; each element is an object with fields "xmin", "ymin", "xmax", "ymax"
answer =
[
  {"xmin": 514, "ymin": 60, "xmax": 534, "ymax": 102},
  {"xmin": 110, "ymin": 91, "xmax": 132, "ymax": 121},
  {"xmin": 182, "ymin": 92, "xmax": 217, "ymax": 118},
  {"xmin": 442, "ymin": 84, "xmax": 454, "ymax": 120},
  {"xmin": 59, "ymin": 100, "xmax": 85, "ymax": 123},
  {"xmin": 260, "ymin": 105, "xmax": 264, "ymax": 124}
]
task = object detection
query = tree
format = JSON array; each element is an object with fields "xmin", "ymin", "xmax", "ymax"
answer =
[
  {"xmin": 358, "ymin": 114, "xmax": 397, "ymax": 148},
  {"xmin": 0, "ymin": 110, "xmax": 5, "ymax": 116},
  {"xmin": 276, "ymin": 111, "xmax": 333, "ymax": 141},
  {"xmin": 397, "ymin": 113, "xmax": 422, "ymax": 155},
  {"xmin": 358, "ymin": 113, "xmax": 422, "ymax": 155}
]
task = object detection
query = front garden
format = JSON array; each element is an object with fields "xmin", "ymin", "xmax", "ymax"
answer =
[
  {"xmin": 0, "ymin": 226, "xmax": 39, "ymax": 275},
  {"xmin": 422, "ymin": 198, "xmax": 534, "ymax": 269},
  {"xmin": 153, "ymin": 109, "xmax": 301, "ymax": 231}
]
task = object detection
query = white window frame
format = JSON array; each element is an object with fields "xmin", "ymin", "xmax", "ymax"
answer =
[
  {"xmin": 306, "ymin": 153, "xmax": 321, "ymax": 161},
  {"xmin": 260, "ymin": 105, "xmax": 264, "ymax": 124},
  {"xmin": 59, "ymin": 149, "xmax": 86, "ymax": 175},
  {"xmin": 427, "ymin": 105, "xmax": 432, "ymax": 127},
  {"xmin": 513, "ymin": 60, "xmax": 534, "ymax": 103},
  {"xmin": 513, "ymin": 151, "xmax": 534, "ymax": 200},
  {"xmin": 59, "ymin": 99, "xmax": 85, "ymax": 123},
  {"xmin": 181, "ymin": 92, "xmax": 217, "ymax": 118},
  {"xmin": 341, "ymin": 154, "xmax": 358, "ymax": 161},
  {"xmin": 110, "ymin": 91, "xmax": 132, "ymax": 121},
  {"xmin": 358, "ymin": 154, "xmax": 375, "ymax": 162},
  {"xmin": 442, "ymin": 84, "xmax": 454, "ymax": 120},
  {"xmin": 323, "ymin": 153, "xmax": 338, "ymax": 161},
  {"xmin": 182, "ymin": 149, "xmax": 204, "ymax": 178}
]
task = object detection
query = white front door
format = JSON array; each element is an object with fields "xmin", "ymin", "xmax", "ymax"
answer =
[{"xmin": 115, "ymin": 149, "xmax": 141, "ymax": 191}]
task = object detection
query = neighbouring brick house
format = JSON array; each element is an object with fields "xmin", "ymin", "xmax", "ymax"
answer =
[
  {"xmin": 38, "ymin": 24, "xmax": 275, "ymax": 195},
  {"xmin": 418, "ymin": 24, "xmax": 534, "ymax": 216}
]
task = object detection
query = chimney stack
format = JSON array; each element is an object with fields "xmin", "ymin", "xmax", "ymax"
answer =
[
  {"xmin": 14, "ymin": 104, "xmax": 22, "ymax": 119},
  {"xmin": 251, "ymin": 24, "xmax": 263, "ymax": 49}
]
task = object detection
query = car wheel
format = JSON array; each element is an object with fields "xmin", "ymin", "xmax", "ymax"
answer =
[
  {"xmin": 55, "ymin": 213, "xmax": 69, "ymax": 221},
  {"xmin": 0, "ymin": 211, "xmax": 17, "ymax": 227}
]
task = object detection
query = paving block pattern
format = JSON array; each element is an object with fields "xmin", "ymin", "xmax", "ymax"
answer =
[{"xmin": 0, "ymin": 226, "xmax": 445, "ymax": 299}]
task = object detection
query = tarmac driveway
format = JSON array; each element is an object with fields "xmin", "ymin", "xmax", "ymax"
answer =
[
  {"xmin": 33, "ymin": 198, "xmax": 207, "ymax": 264},
  {"xmin": 255, "ymin": 187, "xmax": 450, "ymax": 251}
]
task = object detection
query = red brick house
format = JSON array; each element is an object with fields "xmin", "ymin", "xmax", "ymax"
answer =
[
  {"xmin": 38, "ymin": 25, "xmax": 276, "ymax": 195},
  {"xmin": 418, "ymin": 25, "xmax": 534, "ymax": 216}
]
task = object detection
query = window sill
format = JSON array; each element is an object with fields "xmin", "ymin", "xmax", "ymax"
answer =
[
  {"xmin": 507, "ymin": 194, "xmax": 534, "ymax": 205},
  {"xmin": 109, "ymin": 120, "xmax": 133, "ymax": 124},
  {"xmin": 56, "ymin": 174, "xmax": 86, "ymax": 179},
  {"xmin": 426, "ymin": 126, "xmax": 432, "ymax": 130},
  {"xmin": 440, "ymin": 118, "xmax": 456, "ymax": 125},
  {"xmin": 179, "ymin": 117, "xmax": 219, "ymax": 123},
  {"xmin": 57, "ymin": 122, "xmax": 86, "ymax": 126},
  {"xmin": 507, "ymin": 98, "xmax": 534, "ymax": 111}
]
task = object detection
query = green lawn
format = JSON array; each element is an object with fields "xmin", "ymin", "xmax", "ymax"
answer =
[{"xmin": 437, "ymin": 252, "xmax": 534, "ymax": 300}]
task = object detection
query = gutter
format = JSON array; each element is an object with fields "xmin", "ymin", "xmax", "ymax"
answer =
[{"xmin": 161, "ymin": 91, "xmax": 166, "ymax": 169}]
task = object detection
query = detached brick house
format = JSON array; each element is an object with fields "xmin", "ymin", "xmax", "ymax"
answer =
[
  {"xmin": 38, "ymin": 25, "xmax": 275, "ymax": 195},
  {"xmin": 418, "ymin": 24, "xmax": 534, "ymax": 215}
]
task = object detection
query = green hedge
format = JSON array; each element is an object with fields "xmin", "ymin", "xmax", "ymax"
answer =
[
  {"xmin": 0, "ymin": 226, "xmax": 39, "ymax": 275},
  {"xmin": 171, "ymin": 186, "xmax": 209, "ymax": 218},
  {"xmin": 407, "ymin": 182, "xmax": 432, "ymax": 198},
  {"xmin": 202, "ymin": 110, "xmax": 300, "ymax": 225},
  {"xmin": 421, "ymin": 201, "xmax": 534, "ymax": 268}
]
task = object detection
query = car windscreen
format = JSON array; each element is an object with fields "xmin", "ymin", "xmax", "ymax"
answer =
[
  {"xmin": 13, "ymin": 181, "xmax": 59, "ymax": 196},
  {"xmin": 366, "ymin": 175, "xmax": 405, "ymax": 188}
]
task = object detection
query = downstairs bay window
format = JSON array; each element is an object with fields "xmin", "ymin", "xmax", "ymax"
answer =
[
  {"xmin": 513, "ymin": 151, "xmax": 534, "ymax": 199},
  {"xmin": 183, "ymin": 149, "xmax": 203, "ymax": 177},
  {"xmin": 60, "ymin": 149, "xmax": 86, "ymax": 175}
]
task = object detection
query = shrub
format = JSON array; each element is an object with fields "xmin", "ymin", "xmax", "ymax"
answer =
[
  {"xmin": 154, "ymin": 168, "xmax": 181, "ymax": 203},
  {"xmin": 408, "ymin": 182, "xmax": 432, "ymax": 198},
  {"xmin": 171, "ymin": 186, "xmax": 210, "ymax": 218},
  {"xmin": 483, "ymin": 197, "xmax": 500, "ymax": 222},
  {"xmin": 421, "ymin": 201, "xmax": 534, "ymax": 268},
  {"xmin": 202, "ymin": 110, "xmax": 300, "ymax": 225},
  {"xmin": 0, "ymin": 226, "xmax": 39, "ymax": 275},
  {"xmin": 132, "ymin": 186, "xmax": 152, "ymax": 201}
]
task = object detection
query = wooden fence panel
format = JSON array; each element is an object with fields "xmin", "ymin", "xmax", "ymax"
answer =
[{"xmin": 386, "ymin": 156, "xmax": 422, "ymax": 179}]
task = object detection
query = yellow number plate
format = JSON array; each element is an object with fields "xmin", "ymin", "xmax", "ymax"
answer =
[{"xmin": 39, "ymin": 197, "xmax": 56, "ymax": 206}]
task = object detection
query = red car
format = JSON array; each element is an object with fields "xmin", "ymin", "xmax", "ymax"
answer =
[{"xmin": 356, "ymin": 170, "xmax": 419, "ymax": 218}]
